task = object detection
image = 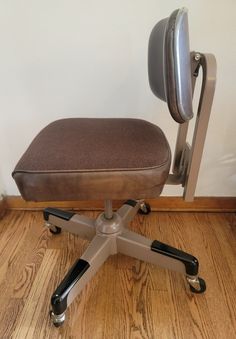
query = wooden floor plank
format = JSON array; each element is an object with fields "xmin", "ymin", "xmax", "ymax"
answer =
[
  {"xmin": 209, "ymin": 213, "xmax": 236, "ymax": 281},
  {"xmin": 12, "ymin": 249, "xmax": 60, "ymax": 339},
  {"xmin": 0, "ymin": 211, "xmax": 235, "ymax": 339}
]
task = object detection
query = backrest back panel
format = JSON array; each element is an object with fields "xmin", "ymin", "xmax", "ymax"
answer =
[
  {"xmin": 148, "ymin": 8, "xmax": 194, "ymax": 124},
  {"xmin": 172, "ymin": 9, "xmax": 193, "ymax": 121},
  {"xmin": 148, "ymin": 18, "xmax": 167, "ymax": 102}
]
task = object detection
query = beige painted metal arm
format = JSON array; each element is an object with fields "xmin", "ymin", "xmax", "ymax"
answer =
[{"xmin": 167, "ymin": 52, "xmax": 217, "ymax": 201}]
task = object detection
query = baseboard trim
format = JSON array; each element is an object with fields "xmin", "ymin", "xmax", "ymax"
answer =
[{"xmin": 4, "ymin": 196, "xmax": 236, "ymax": 212}]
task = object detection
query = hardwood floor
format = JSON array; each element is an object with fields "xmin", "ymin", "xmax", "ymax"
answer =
[{"xmin": 0, "ymin": 210, "xmax": 235, "ymax": 339}]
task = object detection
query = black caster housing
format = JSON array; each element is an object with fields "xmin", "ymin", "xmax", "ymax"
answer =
[
  {"xmin": 49, "ymin": 310, "xmax": 65, "ymax": 327},
  {"xmin": 189, "ymin": 277, "xmax": 206, "ymax": 293},
  {"xmin": 139, "ymin": 202, "xmax": 151, "ymax": 215},
  {"xmin": 187, "ymin": 276, "xmax": 206, "ymax": 294},
  {"xmin": 49, "ymin": 226, "xmax": 62, "ymax": 235}
]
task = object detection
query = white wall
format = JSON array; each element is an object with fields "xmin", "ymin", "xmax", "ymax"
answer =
[
  {"xmin": 0, "ymin": 0, "xmax": 235, "ymax": 197},
  {"xmin": 0, "ymin": 169, "xmax": 4, "ymax": 198}
]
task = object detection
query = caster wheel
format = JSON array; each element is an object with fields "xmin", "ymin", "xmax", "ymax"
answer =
[
  {"xmin": 49, "ymin": 226, "xmax": 61, "ymax": 235},
  {"xmin": 45, "ymin": 221, "xmax": 62, "ymax": 235},
  {"xmin": 53, "ymin": 321, "xmax": 63, "ymax": 328},
  {"xmin": 50, "ymin": 310, "xmax": 65, "ymax": 327},
  {"xmin": 139, "ymin": 202, "xmax": 151, "ymax": 215},
  {"xmin": 189, "ymin": 277, "xmax": 206, "ymax": 294}
]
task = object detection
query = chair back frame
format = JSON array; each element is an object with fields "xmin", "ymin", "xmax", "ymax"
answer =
[{"xmin": 167, "ymin": 52, "xmax": 217, "ymax": 201}]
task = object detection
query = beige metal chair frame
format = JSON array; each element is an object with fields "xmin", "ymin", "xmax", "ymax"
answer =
[
  {"xmin": 11, "ymin": 5, "xmax": 217, "ymax": 326},
  {"xmin": 167, "ymin": 52, "xmax": 217, "ymax": 201}
]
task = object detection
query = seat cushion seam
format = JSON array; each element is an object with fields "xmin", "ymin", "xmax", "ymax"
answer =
[{"xmin": 12, "ymin": 159, "xmax": 171, "ymax": 176}]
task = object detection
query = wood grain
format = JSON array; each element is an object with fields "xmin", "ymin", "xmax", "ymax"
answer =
[
  {"xmin": 0, "ymin": 196, "xmax": 7, "ymax": 219},
  {"xmin": 4, "ymin": 196, "xmax": 236, "ymax": 212},
  {"xmin": 0, "ymin": 210, "xmax": 235, "ymax": 338}
]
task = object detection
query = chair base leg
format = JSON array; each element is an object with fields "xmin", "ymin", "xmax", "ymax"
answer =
[
  {"xmin": 50, "ymin": 235, "xmax": 113, "ymax": 326},
  {"xmin": 44, "ymin": 200, "xmax": 206, "ymax": 327},
  {"xmin": 44, "ymin": 207, "xmax": 96, "ymax": 240}
]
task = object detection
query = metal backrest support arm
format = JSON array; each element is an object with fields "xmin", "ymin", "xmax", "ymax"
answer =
[
  {"xmin": 172, "ymin": 52, "xmax": 200, "ymax": 176},
  {"xmin": 167, "ymin": 53, "xmax": 217, "ymax": 201},
  {"xmin": 184, "ymin": 53, "xmax": 216, "ymax": 201}
]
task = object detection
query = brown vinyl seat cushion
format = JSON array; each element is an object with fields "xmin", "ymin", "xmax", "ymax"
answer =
[{"xmin": 12, "ymin": 118, "xmax": 171, "ymax": 201}]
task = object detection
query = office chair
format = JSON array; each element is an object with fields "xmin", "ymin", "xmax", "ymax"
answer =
[{"xmin": 12, "ymin": 8, "xmax": 216, "ymax": 327}]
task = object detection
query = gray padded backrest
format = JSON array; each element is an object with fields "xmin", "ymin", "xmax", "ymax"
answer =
[{"xmin": 148, "ymin": 8, "xmax": 193, "ymax": 123}]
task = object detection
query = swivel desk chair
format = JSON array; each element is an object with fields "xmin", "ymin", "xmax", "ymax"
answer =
[{"xmin": 12, "ymin": 8, "xmax": 216, "ymax": 327}]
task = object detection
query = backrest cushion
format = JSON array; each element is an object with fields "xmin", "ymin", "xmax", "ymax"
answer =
[{"xmin": 148, "ymin": 8, "xmax": 193, "ymax": 123}]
